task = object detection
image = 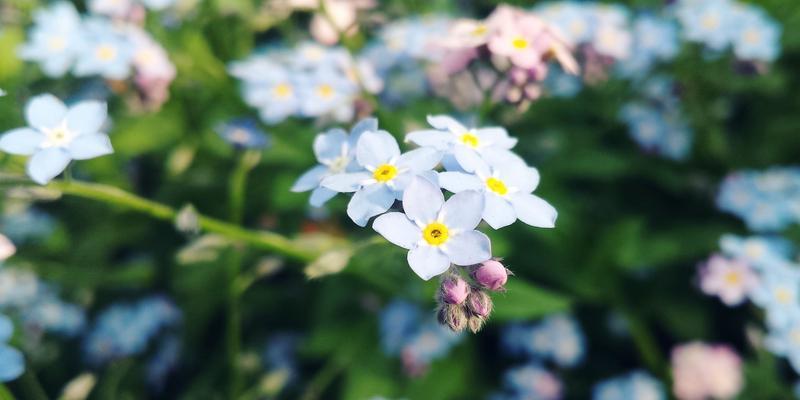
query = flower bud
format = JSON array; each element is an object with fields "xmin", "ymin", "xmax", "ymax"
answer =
[
  {"xmin": 439, "ymin": 276, "xmax": 469, "ymax": 305},
  {"xmin": 467, "ymin": 290, "xmax": 493, "ymax": 318},
  {"xmin": 437, "ymin": 304, "xmax": 468, "ymax": 332},
  {"xmin": 473, "ymin": 260, "xmax": 508, "ymax": 291},
  {"xmin": 468, "ymin": 315, "xmax": 484, "ymax": 333}
]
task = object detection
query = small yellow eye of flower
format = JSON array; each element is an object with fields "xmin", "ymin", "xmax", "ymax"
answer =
[
  {"xmin": 373, "ymin": 164, "xmax": 398, "ymax": 182},
  {"xmin": 460, "ymin": 133, "xmax": 479, "ymax": 148},
  {"xmin": 317, "ymin": 84, "xmax": 335, "ymax": 98},
  {"xmin": 791, "ymin": 330, "xmax": 800, "ymax": 344},
  {"xmin": 486, "ymin": 177, "xmax": 508, "ymax": 196},
  {"xmin": 96, "ymin": 45, "xmax": 117, "ymax": 61},
  {"xmin": 511, "ymin": 37, "xmax": 529, "ymax": 50},
  {"xmin": 724, "ymin": 271, "xmax": 741, "ymax": 285},
  {"xmin": 472, "ymin": 24, "xmax": 488, "ymax": 36},
  {"xmin": 775, "ymin": 288, "xmax": 792, "ymax": 304},
  {"xmin": 48, "ymin": 37, "xmax": 66, "ymax": 51},
  {"xmin": 273, "ymin": 83, "xmax": 292, "ymax": 98},
  {"xmin": 423, "ymin": 222, "xmax": 450, "ymax": 246},
  {"xmin": 229, "ymin": 129, "xmax": 250, "ymax": 144},
  {"xmin": 744, "ymin": 29, "xmax": 761, "ymax": 44},
  {"xmin": 702, "ymin": 15, "xmax": 719, "ymax": 29}
]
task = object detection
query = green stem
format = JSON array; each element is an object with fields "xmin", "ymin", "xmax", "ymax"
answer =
[
  {"xmin": 620, "ymin": 308, "xmax": 668, "ymax": 379},
  {"xmin": 299, "ymin": 357, "xmax": 346, "ymax": 400},
  {"xmin": 16, "ymin": 369, "xmax": 47, "ymax": 400},
  {"xmin": 15, "ymin": 179, "xmax": 317, "ymax": 262},
  {"xmin": 228, "ymin": 150, "xmax": 260, "ymax": 224}
]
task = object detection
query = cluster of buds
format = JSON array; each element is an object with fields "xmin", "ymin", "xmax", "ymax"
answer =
[{"xmin": 436, "ymin": 259, "xmax": 511, "ymax": 333}]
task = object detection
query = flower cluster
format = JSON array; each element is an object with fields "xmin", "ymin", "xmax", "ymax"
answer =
[
  {"xmin": 671, "ymin": 342, "xmax": 743, "ymax": 400},
  {"xmin": 502, "ymin": 314, "xmax": 586, "ymax": 368},
  {"xmin": 0, "ymin": 314, "xmax": 24, "ymax": 382},
  {"xmin": 536, "ymin": 2, "xmax": 632, "ymax": 61},
  {"xmin": 616, "ymin": 14, "xmax": 680, "ymax": 78},
  {"xmin": 215, "ymin": 118, "xmax": 271, "ymax": 150},
  {"xmin": 675, "ymin": 0, "xmax": 781, "ymax": 62},
  {"xmin": 229, "ymin": 42, "xmax": 381, "ymax": 125},
  {"xmin": 592, "ymin": 371, "xmax": 665, "ymax": 400},
  {"xmin": 83, "ymin": 296, "xmax": 181, "ymax": 366},
  {"xmin": 436, "ymin": 259, "xmax": 511, "ymax": 333},
  {"xmin": 19, "ymin": 2, "xmax": 176, "ymax": 108},
  {"xmin": 0, "ymin": 94, "xmax": 114, "ymax": 184},
  {"xmin": 620, "ymin": 77, "xmax": 692, "ymax": 160},
  {"xmin": 716, "ymin": 167, "xmax": 800, "ymax": 231},
  {"xmin": 379, "ymin": 301, "xmax": 463, "ymax": 376},
  {"xmin": 294, "ymin": 116, "xmax": 557, "ymax": 329}
]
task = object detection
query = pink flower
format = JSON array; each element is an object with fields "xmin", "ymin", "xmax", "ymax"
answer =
[
  {"xmin": 473, "ymin": 259, "xmax": 508, "ymax": 291},
  {"xmin": 440, "ymin": 276, "xmax": 469, "ymax": 305},
  {"xmin": 440, "ymin": 19, "xmax": 492, "ymax": 49},
  {"xmin": 292, "ymin": 0, "xmax": 375, "ymax": 45},
  {"xmin": 0, "ymin": 234, "xmax": 15, "ymax": 262},
  {"xmin": 699, "ymin": 254, "xmax": 758, "ymax": 306},
  {"xmin": 672, "ymin": 342, "xmax": 743, "ymax": 400},
  {"xmin": 128, "ymin": 27, "xmax": 176, "ymax": 109}
]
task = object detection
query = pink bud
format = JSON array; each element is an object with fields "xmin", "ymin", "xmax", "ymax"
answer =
[
  {"xmin": 440, "ymin": 276, "xmax": 469, "ymax": 305},
  {"xmin": 473, "ymin": 260, "xmax": 508, "ymax": 291},
  {"xmin": 467, "ymin": 290, "xmax": 493, "ymax": 318}
]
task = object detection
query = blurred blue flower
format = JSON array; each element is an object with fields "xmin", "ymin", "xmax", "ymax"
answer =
[
  {"xmin": 146, "ymin": 335, "xmax": 180, "ymax": 390},
  {"xmin": 229, "ymin": 58, "xmax": 302, "ymax": 124},
  {"xmin": 73, "ymin": 18, "xmax": 134, "ymax": 80},
  {"xmin": 592, "ymin": 371, "xmax": 665, "ymax": 400},
  {"xmin": 719, "ymin": 234, "xmax": 793, "ymax": 269},
  {"xmin": 380, "ymin": 300, "xmax": 421, "ymax": 356},
  {"xmin": 216, "ymin": 118, "xmax": 270, "ymax": 149},
  {"xmin": 299, "ymin": 67, "xmax": 358, "ymax": 120},
  {"xmin": 494, "ymin": 363, "xmax": 562, "ymax": 400},
  {"xmin": 0, "ymin": 314, "xmax": 24, "ymax": 382},
  {"xmin": 617, "ymin": 15, "xmax": 679, "ymax": 77},
  {"xmin": 0, "ymin": 268, "xmax": 84, "ymax": 338},
  {"xmin": 716, "ymin": 168, "xmax": 800, "ymax": 232},
  {"xmin": 676, "ymin": 0, "xmax": 737, "ymax": 52},
  {"xmin": 503, "ymin": 314, "xmax": 586, "ymax": 368},
  {"xmin": 544, "ymin": 68, "xmax": 583, "ymax": 98},
  {"xmin": 731, "ymin": 6, "xmax": 781, "ymax": 62},
  {"xmin": 0, "ymin": 94, "xmax": 113, "ymax": 184},
  {"xmin": 0, "ymin": 208, "xmax": 55, "ymax": 244},
  {"xmin": 18, "ymin": 2, "xmax": 84, "ymax": 77}
]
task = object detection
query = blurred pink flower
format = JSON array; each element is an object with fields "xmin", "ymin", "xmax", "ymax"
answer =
[
  {"xmin": 672, "ymin": 342, "xmax": 743, "ymax": 400},
  {"xmin": 291, "ymin": 0, "xmax": 375, "ymax": 45},
  {"xmin": 128, "ymin": 28, "xmax": 176, "ymax": 109},
  {"xmin": 699, "ymin": 254, "xmax": 758, "ymax": 306}
]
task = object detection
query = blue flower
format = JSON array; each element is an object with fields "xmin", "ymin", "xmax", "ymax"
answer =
[
  {"xmin": 372, "ymin": 177, "xmax": 491, "ymax": 280},
  {"xmin": 749, "ymin": 261, "xmax": 800, "ymax": 328},
  {"xmin": 592, "ymin": 371, "xmax": 665, "ymax": 400},
  {"xmin": 765, "ymin": 316, "xmax": 800, "ymax": 374},
  {"xmin": 438, "ymin": 147, "xmax": 557, "ymax": 229},
  {"xmin": 230, "ymin": 58, "xmax": 302, "ymax": 124},
  {"xmin": 676, "ymin": 0, "xmax": 737, "ymax": 52},
  {"xmin": 502, "ymin": 314, "xmax": 586, "ymax": 368},
  {"xmin": 730, "ymin": 6, "xmax": 781, "ymax": 62},
  {"xmin": 216, "ymin": 118, "xmax": 270, "ymax": 149},
  {"xmin": 18, "ymin": 2, "xmax": 84, "ymax": 77},
  {"xmin": 321, "ymin": 130, "xmax": 442, "ymax": 226},
  {"xmin": 0, "ymin": 94, "xmax": 113, "ymax": 184},
  {"xmin": 73, "ymin": 18, "xmax": 134, "ymax": 80},
  {"xmin": 299, "ymin": 67, "xmax": 358, "ymax": 120},
  {"xmin": 379, "ymin": 300, "xmax": 421, "ymax": 356},
  {"xmin": 719, "ymin": 234, "xmax": 792, "ymax": 269},
  {"xmin": 0, "ymin": 314, "xmax": 24, "ymax": 382},
  {"xmin": 716, "ymin": 168, "xmax": 800, "ymax": 231},
  {"xmin": 291, "ymin": 118, "xmax": 376, "ymax": 207},
  {"xmin": 502, "ymin": 363, "xmax": 562, "ymax": 400},
  {"xmin": 617, "ymin": 15, "xmax": 679, "ymax": 77}
]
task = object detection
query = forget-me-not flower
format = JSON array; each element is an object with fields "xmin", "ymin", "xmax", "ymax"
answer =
[
  {"xmin": 230, "ymin": 59, "xmax": 302, "ymax": 124},
  {"xmin": 372, "ymin": 177, "xmax": 491, "ymax": 280},
  {"xmin": 321, "ymin": 130, "xmax": 442, "ymax": 226},
  {"xmin": 73, "ymin": 18, "xmax": 134, "ymax": 80},
  {"xmin": 0, "ymin": 94, "xmax": 113, "ymax": 184},
  {"xmin": 731, "ymin": 7, "xmax": 781, "ymax": 62},
  {"xmin": 592, "ymin": 371, "xmax": 665, "ymax": 400},
  {"xmin": 18, "ymin": 2, "xmax": 84, "ymax": 77},
  {"xmin": 0, "ymin": 314, "xmax": 23, "ymax": 382},
  {"xmin": 216, "ymin": 118, "xmax": 270, "ymax": 149},
  {"xmin": 439, "ymin": 149, "xmax": 557, "ymax": 229}
]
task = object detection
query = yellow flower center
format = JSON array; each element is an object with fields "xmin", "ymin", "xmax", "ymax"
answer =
[
  {"xmin": 460, "ymin": 133, "xmax": 479, "ymax": 148},
  {"xmin": 423, "ymin": 222, "xmax": 449, "ymax": 246},
  {"xmin": 775, "ymin": 287, "xmax": 792, "ymax": 304},
  {"xmin": 229, "ymin": 129, "xmax": 250, "ymax": 144},
  {"xmin": 486, "ymin": 177, "xmax": 508, "ymax": 196},
  {"xmin": 512, "ymin": 37, "xmax": 529, "ymax": 50},
  {"xmin": 724, "ymin": 271, "xmax": 741, "ymax": 285},
  {"xmin": 744, "ymin": 29, "xmax": 761, "ymax": 44},
  {"xmin": 96, "ymin": 45, "xmax": 117, "ymax": 62},
  {"xmin": 702, "ymin": 14, "xmax": 719, "ymax": 29},
  {"xmin": 48, "ymin": 37, "xmax": 66, "ymax": 51},
  {"xmin": 472, "ymin": 24, "xmax": 488, "ymax": 36},
  {"xmin": 373, "ymin": 164, "xmax": 398, "ymax": 182},
  {"xmin": 317, "ymin": 84, "xmax": 335, "ymax": 98},
  {"xmin": 273, "ymin": 83, "xmax": 292, "ymax": 98},
  {"xmin": 42, "ymin": 126, "xmax": 74, "ymax": 148}
]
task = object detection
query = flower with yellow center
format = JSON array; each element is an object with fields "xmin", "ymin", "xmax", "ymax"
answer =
[
  {"xmin": 422, "ymin": 222, "xmax": 449, "ymax": 246},
  {"xmin": 372, "ymin": 164, "xmax": 398, "ymax": 183},
  {"xmin": 40, "ymin": 125, "xmax": 76, "ymax": 149},
  {"xmin": 511, "ymin": 36, "xmax": 529, "ymax": 50},
  {"xmin": 95, "ymin": 45, "xmax": 117, "ymax": 62},
  {"xmin": 485, "ymin": 177, "xmax": 508, "ymax": 196},
  {"xmin": 273, "ymin": 83, "xmax": 293, "ymax": 98},
  {"xmin": 317, "ymin": 84, "xmax": 335, "ymax": 99},
  {"xmin": 460, "ymin": 132, "xmax": 480, "ymax": 148}
]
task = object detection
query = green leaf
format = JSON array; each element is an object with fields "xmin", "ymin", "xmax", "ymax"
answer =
[{"xmin": 491, "ymin": 279, "xmax": 572, "ymax": 322}]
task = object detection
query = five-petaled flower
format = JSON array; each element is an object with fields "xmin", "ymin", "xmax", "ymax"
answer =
[
  {"xmin": 373, "ymin": 177, "xmax": 492, "ymax": 280},
  {"xmin": 0, "ymin": 94, "xmax": 113, "ymax": 184}
]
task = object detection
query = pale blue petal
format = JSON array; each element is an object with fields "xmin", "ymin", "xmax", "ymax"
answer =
[
  {"xmin": 404, "ymin": 130, "xmax": 453, "ymax": 150},
  {"xmin": 373, "ymin": 212, "xmax": 421, "ymax": 250},
  {"xmin": 68, "ymin": 134, "xmax": 113, "ymax": 160},
  {"xmin": 25, "ymin": 94, "xmax": 67, "ymax": 130},
  {"xmin": 510, "ymin": 193, "xmax": 557, "ymax": 228},
  {"xmin": 313, "ymin": 128, "xmax": 348, "ymax": 162},
  {"xmin": 396, "ymin": 147, "xmax": 442, "ymax": 173},
  {"xmin": 392, "ymin": 170, "xmax": 440, "ymax": 199},
  {"xmin": 441, "ymin": 154, "xmax": 464, "ymax": 172},
  {"xmin": 427, "ymin": 115, "xmax": 466, "ymax": 133},
  {"xmin": 483, "ymin": 192, "xmax": 516, "ymax": 229},
  {"xmin": 347, "ymin": 184, "xmax": 395, "ymax": 227},
  {"xmin": 402, "ymin": 176, "xmax": 443, "ymax": 226},
  {"xmin": 321, "ymin": 172, "xmax": 371, "ymax": 193},
  {"xmin": 441, "ymin": 190, "xmax": 484, "ymax": 231},
  {"xmin": 291, "ymin": 165, "xmax": 328, "ymax": 192},
  {"xmin": 309, "ymin": 187, "xmax": 337, "ymax": 207},
  {"xmin": 356, "ymin": 130, "xmax": 400, "ymax": 168},
  {"xmin": 0, "ymin": 128, "xmax": 44, "ymax": 155},
  {"xmin": 407, "ymin": 245, "xmax": 450, "ymax": 280},
  {"xmin": 65, "ymin": 101, "xmax": 107, "ymax": 135},
  {"xmin": 439, "ymin": 171, "xmax": 482, "ymax": 193},
  {"xmin": 476, "ymin": 127, "xmax": 517, "ymax": 149},
  {"xmin": 27, "ymin": 148, "xmax": 71, "ymax": 184},
  {"xmin": 0, "ymin": 345, "xmax": 24, "ymax": 382},
  {"xmin": 443, "ymin": 231, "xmax": 492, "ymax": 266},
  {"xmin": 349, "ymin": 118, "xmax": 378, "ymax": 146},
  {"xmin": 0, "ymin": 316, "xmax": 12, "ymax": 342},
  {"xmin": 453, "ymin": 147, "xmax": 490, "ymax": 175}
]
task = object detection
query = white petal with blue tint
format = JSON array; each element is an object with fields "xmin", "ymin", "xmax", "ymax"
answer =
[
  {"xmin": 66, "ymin": 101, "xmax": 107, "ymax": 135},
  {"xmin": 476, "ymin": 127, "xmax": 517, "ymax": 149},
  {"xmin": 349, "ymin": 118, "xmax": 377, "ymax": 145},
  {"xmin": 404, "ymin": 130, "xmax": 453, "ymax": 150},
  {"xmin": 453, "ymin": 146, "xmax": 488, "ymax": 174},
  {"xmin": 402, "ymin": 177, "xmax": 443, "ymax": 226},
  {"xmin": 313, "ymin": 128, "xmax": 348, "ymax": 162},
  {"xmin": 483, "ymin": 192, "xmax": 517, "ymax": 229},
  {"xmin": 291, "ymin": 165, "xmax": 328, "ymax": 192},
  {"xmin": 347, "ymin": 184, "xmax": 395, "ymax": 227},
  {"xmin": 407, "ymin": 245, "xmax": 451, "ymax": 280},
  {"xmin": 321, "ymin": 172, "xmax": 371, "ymax": 192},
  {"xmin": 25, "ymin": 94, "xmax": 67, "ymax": 130},
  {"xmin": 0, "ymin": 345, "xmax": 23, "ymax": 382},
  {"xmin": 309, "ymin": 187, "xmax": 337, "ymax": 207},
  {"xmin": 373, "ymin": 212, "xmax": 421, "ymax": 250},
  {"xmin": 396, "ymin": 147, "xmax": 442, "ymax": 173},
  {"xmin": 27, "ymin": 147, "xmax": 71, "ymax": 184},
  {"xmin": 356, "ymin": 130, "xmax": 400, "ymax": 168},
  {"xmin": 443, "ymin": 231, "xmax": 491, "ymax": 266},
  {"xmin": 427, "ymin": 115, "xmax": 466, "ymax": 134},
  {"xmin": 0, "ymin": 128, "xmax": 44, "ymax": 155},
  {"xmin": 439, "ymin": 171, "xmax": 482, "ymax": 193},
  {"xmin": 441, "ymin": 190, "xmax": 484, "ymax": 231},
  {"xmin": 68, "ymin": 134, "xmax": 113, "ymax": 160},
  {"xmin": 510, "ymin": 193, "xmax": 557, "ymax": 228}
]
